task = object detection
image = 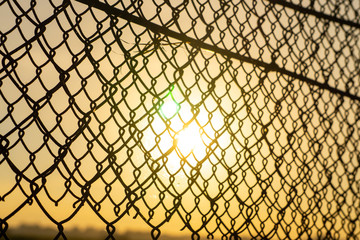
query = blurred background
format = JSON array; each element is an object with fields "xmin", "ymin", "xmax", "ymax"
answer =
[{"xmin": 1, "ymin": 0, "xmax": 360, "ymax": 239}]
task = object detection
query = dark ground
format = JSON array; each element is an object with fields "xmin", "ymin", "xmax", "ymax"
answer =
[{"xmin": 4, "ymin": 224, "xmax": 189, "ymax": 240}]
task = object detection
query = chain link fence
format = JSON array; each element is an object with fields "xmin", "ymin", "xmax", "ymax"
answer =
[{"xmin": 1, "ymin": 0, "xmax": 360, "ymax": 239}]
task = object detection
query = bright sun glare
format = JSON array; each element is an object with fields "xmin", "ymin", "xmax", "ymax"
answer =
[
  {"xmin": 148, "ymin": 89, "xmax": 227, "ymax": 198},
  {"xmin": 160, "ymin": 94, "xmax": 204, "ymax": 156},
  {"xmin": 175, "ymin": 123, "xmax": 203, "ymax": 156}
]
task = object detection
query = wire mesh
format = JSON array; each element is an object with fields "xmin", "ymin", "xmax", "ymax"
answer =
[{"xmin": 1, "ymin": 0, "xmax": 360, "ymax": 239}]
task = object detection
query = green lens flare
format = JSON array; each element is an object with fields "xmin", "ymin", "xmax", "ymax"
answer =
[{"xmin": 160, "ymin": 89, "xmax": 180, "ymax": 119}]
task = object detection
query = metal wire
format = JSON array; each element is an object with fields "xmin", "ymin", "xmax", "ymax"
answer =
[{"xmin": 1, "ymin": 0, "xmax": 360, "ymax": 239}]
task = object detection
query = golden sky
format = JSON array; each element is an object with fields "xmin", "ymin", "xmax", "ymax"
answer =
[{"xmin": 1, "ymin": 0, "xmax": 359, "ymax": 239}]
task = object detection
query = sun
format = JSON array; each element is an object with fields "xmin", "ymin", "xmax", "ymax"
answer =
[
  {"xmin": 137, "ymin": 87, "xmax": 210, "ymax": 173},
  {"xmin": 174, "ymin": 122, "xmax": 203, "ymax": 157},
  {"xmin": 158, "ymin": 91, "xmax": 206, "ymax": 158},
  {"xmin": 141, "ymin": 86, "xmax": 231, "ymax": 202}
]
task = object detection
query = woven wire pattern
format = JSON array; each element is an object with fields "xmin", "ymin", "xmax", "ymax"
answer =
[{"xmin": 1, "ymin": 0, "xmax": 360, "ymax": 239}]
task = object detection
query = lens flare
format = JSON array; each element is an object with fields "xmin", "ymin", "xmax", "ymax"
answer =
[{"xmin": 160, "ymin": 90, "xmax": 180, "ymax": 119}]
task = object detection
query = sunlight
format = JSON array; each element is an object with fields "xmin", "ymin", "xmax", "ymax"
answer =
[
  {"xmin": 175, "ymin": 122, "xmax": 203, "ymax": 157},
  {"xmin": 158, "ymin": 89, "xmax": 207, "ymax": 161},
  {"xmin": 146, "ymin": 88, "xmax": 210, "ymax": 171}
]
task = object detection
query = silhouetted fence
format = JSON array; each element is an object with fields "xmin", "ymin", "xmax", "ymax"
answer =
[{"xmin": 1, "ymin": 0, "xmax": 360, "ymax": 239}]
